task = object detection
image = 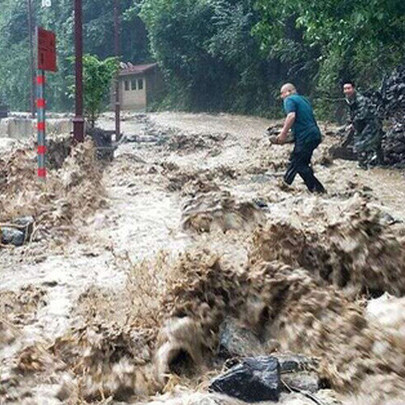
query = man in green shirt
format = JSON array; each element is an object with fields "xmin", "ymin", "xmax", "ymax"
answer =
[{"xmin": 273, "ymin": 83, "xmax": 325, "ymax": 193}]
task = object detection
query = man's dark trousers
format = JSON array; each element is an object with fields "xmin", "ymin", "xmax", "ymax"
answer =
[{"xmin": 284, "ymin": 139, "xmax": 325, "ymax": 193}]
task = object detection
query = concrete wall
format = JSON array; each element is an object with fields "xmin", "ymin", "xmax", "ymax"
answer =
[
  {"xmin": 47, "ymin": 118, "xmax": 73, "ymax": 135},
  {"xmin": 0, "ymin": 117, "xmax": 73, "ymax": 139},
  {"xmin": 0, "ymin": 118, "xmax": 34, "ymax": 140}
]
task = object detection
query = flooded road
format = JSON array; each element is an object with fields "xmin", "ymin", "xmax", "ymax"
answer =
[{"xmin": 0, "ymin": 112, "xmax": 404, "ymax": 404}]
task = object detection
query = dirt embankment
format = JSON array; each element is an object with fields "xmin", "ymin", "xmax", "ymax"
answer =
[{"xmin": 0, "ymin": 139, "xmax": 105, "ymax": 243}]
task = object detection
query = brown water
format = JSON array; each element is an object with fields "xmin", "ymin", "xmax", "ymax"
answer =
[{"xmin": 0, "ymin": 112, "xmax": 404, "ymax": 404}]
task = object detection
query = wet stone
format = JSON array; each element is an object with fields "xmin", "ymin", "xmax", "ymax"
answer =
[
  {"xmin": 273, "ymin": 354, "xmax": 317, "ymax": 373},
  {"xmin": 282, "ymin": 371, "xmax": 321, "ymax": 393},
  {"xmin": 218, "ymin": 318, "xmax": 264, "ymax": 358},
  {"xmin": 1, "ymin": 216, "xmax": 35, "ymax": 246},
  {"xmin": 14, "ymin": 216, "xmax": 34, "ymax": 239},
  {"xmin": 380, "ymin": 212, "xmax": 402, "ymax": 226},
  {"xmin": 251, "ymin": 174, "xmax": 273, "ymax": 184},
  {"xmin": 1, "ymin": 227, "xmax": 25, "ymax": 246},
  {"xmin": 209, "ymin": 356, "xmax": 281, "ymax": 402}
]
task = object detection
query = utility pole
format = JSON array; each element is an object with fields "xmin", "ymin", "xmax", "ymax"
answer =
[
  {"xmin": 27, "ymin": 0, "xmax": 36, "ymax": 118},
  {"xmin": 114, "ymin": 0, "xmax": 121, "ymax": 141},
  {"xmin": 73, "ymin": 0, "xmax": 84, "ymax": 142}
]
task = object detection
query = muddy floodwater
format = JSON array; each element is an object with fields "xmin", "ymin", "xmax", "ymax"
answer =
[{"xmin": 1, "ymin": 112, "xmax": 405, "ymax": 404}]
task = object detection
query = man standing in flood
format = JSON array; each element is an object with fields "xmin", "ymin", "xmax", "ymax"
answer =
[
  {"xmin": 342, "ymin": 80, "xmax": 383, "ymax": 169},
  {"xmin": 273, "ymin": 83, "xmax": 326, "ymax": 193}
]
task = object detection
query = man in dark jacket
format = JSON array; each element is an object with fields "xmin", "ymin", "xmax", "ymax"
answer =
[
  {"xmin": 273, "ymin": 83, "xmax": 325, "ymax": 193},
  {"xmin": 342, "ymin": 80, "xmax": 383, "ymax": 168}
]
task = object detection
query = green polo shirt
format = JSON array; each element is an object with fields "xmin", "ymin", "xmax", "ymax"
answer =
[{"xmin": 283, "ymin": 94, "xmax": 321, "ymax": 145}]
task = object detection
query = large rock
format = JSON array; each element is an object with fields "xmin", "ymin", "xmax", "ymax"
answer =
[
  {"xmin": 273, "ymin": 354, "xmax": 317, "ymax": 373},
  {"xmin": 209, "ymin": 356, "xmax": 281, "ymax": 402},
  {"xmin": 0, "ymin": 216, "xmax": 34, "ymax": 246},
  {"xmin": 218, "ymin": 318, "xmax": 264, "ymax": 358},
  {"xmin": 0, "ymin": 227, "xmax": 25, "ymax": 246},
  {"xmin": 273, "ymin": 354, "xmax": 320, "ymax": 394},
  {"xmin": 282, "ymin": 372, "xmax": 321, "ymax": 393}
]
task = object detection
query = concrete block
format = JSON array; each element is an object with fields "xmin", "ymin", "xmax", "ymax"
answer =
[
  {"xmin": 0, "ymin": 118, "xmax": 34, "ymax": 140},
  {"xmin": 46, "ymin": 119, "xmax": 73, "ymax": 135},
  {"xmin": 0, "ymin": 117, "xmax": 73, "ymax": 139}
]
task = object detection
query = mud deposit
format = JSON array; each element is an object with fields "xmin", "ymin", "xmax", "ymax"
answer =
[{"xmin": 1, "ymin": 112, "xmax": 405, "ymax": 404}]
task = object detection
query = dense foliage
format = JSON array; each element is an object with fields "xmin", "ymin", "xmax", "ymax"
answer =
[
  {"xmin": 140, "ymin": 0, "xmax": 404, "ymax": 116},
  {"xmin": 0, "ymin": 0, "xmax": 149, "ymax": 111},
  {"xmin": 140, "ymin": 0, "xmax": 286, "ymax": 115},
  {"xmin": 0, "ymin": 0, "xmax": 403, "ymax": 118},
  {"xmin": 253, "ymin": 0, "xmax": 405, "ymax": 114},
  {"xmin": 68, "ymin": 54, "xmax": 118, "ymax": 127}
]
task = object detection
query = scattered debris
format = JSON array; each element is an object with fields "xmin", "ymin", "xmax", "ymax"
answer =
[
  {"xmin": 1, "ymin": 112, "xmax": 405, "ymax": 405},
  {"xmin": 209, "ymin": 357, "xmax": 281, "ymax": 402}
]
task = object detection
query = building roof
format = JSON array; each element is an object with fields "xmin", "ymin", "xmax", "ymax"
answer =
[{"xmin": 119, "ymin": 62, "xmax": 157, "ymax": 76}]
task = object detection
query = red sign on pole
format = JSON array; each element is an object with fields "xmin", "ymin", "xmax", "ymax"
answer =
[{"xmin": 37, "ymin": 27, "xmax": 57, "ymax": 72}]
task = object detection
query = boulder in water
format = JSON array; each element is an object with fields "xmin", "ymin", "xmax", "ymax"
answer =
[
  {"xmin": 209, "ymin": 356, "xmax": 281, "ymax": 402},
  {"xmin": 1, "ymin": 227, "xmax": 25, "ymax": 246}
]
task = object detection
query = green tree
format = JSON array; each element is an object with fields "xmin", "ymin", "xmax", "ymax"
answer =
[
  {"xmin": 140, "ymin": 0, "xmax": 285, "ymax": 114},
  {"xmin": 253, "ymin": 0, "xmax": 405, "ymax": 116},
  {"xmin": 206, "ymin": 0, "xmax": 286, "ymax": 115},
  {"xmin": 1, "ymin": 0, "xmax": 403, "ymax": 118},
  {"xmin": 140, "ymin": 0, "xmax": 227, "ymax": 110},
  {"xmin": 69, "ymin": 54, "xmax": 118, "ymax": 127}
]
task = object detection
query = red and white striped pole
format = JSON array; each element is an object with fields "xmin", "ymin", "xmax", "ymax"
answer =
[{"xmin": 36, "ymin": 70, "xmax": 46, "ymax": 180}]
